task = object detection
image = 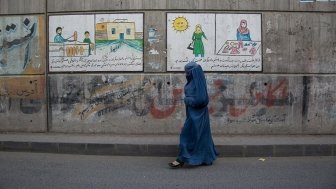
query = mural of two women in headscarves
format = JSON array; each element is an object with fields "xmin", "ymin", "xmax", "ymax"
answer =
[
  {"xmin": 236, "ymin": 19, "xmax": 251, "ymax": 41},
  {"xmin": 191, "ymin": 19, "xmax": 251, "ymax": 58}
]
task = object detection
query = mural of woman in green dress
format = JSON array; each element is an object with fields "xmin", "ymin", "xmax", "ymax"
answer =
[{"xmin": 192, "ymin": 24, "xmax": 207, "ymax": 57}]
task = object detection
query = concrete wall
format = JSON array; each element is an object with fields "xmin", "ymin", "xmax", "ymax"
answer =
[{"xmin": 0, "ymin": 0, "xmax": 335, "ymax": 134}]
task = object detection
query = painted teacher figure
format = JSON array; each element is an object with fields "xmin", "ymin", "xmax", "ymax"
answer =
[
  {"xmin": 192, "ymin": 24, "xmax": 207, "ymax": 57},
  {"xmin": 236, "ymin": 19, "xmax": 251, "ymax": 41},
  {"xmin": 54, "ymin": 27, "xmax": 68, "ymax": 43},
  {"xmin": 54, "ymin": 27, "xmax": 76, "ymax": 43},
  {"xmin": 169, "ymin": 62, "xmax": 218, "ymax": 169}
]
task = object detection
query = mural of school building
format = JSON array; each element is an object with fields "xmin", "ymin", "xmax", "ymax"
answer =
[{"xmin": 96, "ymin": 19, "xmax": 140, "ymax": 40}]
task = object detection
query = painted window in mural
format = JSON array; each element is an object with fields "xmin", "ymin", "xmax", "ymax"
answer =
[
  {"xmin": 167, "ymin": 13, "xmax": 262, "ymax": 71},
  {"xmin": 49, "ymin": 14, "xmax": 144, "ymax": 72},
  {"xmin": 0, "ymin": 15, "xmax": 45, "ymax": 75}
]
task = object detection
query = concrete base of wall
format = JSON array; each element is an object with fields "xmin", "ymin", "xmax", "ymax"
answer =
[{"xmin": 0, "ymin": 133, "xmax": 335, "ymax": 157}]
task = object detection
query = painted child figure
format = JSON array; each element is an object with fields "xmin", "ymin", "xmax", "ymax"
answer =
[{"xmin": 83, "ymin": 31, "xmax": 94, "ymax": 55}]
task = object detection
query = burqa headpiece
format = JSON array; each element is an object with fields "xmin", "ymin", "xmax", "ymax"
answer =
[{"xmin": 184, "ymin": 62, "xmax": 209, "ymax": 108}]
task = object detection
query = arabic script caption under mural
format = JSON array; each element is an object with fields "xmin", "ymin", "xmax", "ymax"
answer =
[
  {"xmin": 167, "ymin": 13, "xmax": 262, "ymax": 71},
  {"xmin": 49, "ymin": 14, "xmax": 143, "ymax": 72}
]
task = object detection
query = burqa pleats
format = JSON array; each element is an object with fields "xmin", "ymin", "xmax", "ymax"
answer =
[{"xmin": 178, "ymin": 62, "xmax": 218, "ymax": 165}]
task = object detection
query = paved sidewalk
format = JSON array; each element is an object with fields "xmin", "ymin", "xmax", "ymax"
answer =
[{"xmin": 0, "ymin": 133, "xmax": 335, "ymax": 157}]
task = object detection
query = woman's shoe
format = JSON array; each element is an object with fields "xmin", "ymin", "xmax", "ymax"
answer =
[{"xmin": 168, "ymin": 159, "xmax": 184, "ymax": 168}]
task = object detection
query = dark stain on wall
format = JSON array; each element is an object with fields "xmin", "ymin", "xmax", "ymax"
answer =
[{"xmin": 302, "ymin": 76, "xmax": 311, "ymax": 121}]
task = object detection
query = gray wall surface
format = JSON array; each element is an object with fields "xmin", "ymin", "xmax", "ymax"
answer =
[
  {"xmin": 46, "ymin": 0, "xmax": 336, "ymax": 12},
  {"xmin": 0, "ymin": 0, "xmax": 45, "ymax": 14},
  {"xmin": 0, "ymin": 0, "xmax": 335, "ymax": 134}
]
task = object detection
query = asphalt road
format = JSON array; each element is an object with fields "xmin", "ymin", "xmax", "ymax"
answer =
[{"xmin": 0, "ymin": 152, "xmax": 335, "ymax": 189}]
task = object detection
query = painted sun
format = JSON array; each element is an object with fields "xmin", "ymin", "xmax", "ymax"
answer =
[{"xmin": 172, "ymin": 16, "xmax": 189, "ymax": 32}]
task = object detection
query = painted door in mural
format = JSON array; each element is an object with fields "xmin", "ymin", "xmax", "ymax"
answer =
[
  {"xmin": 0, "ymin": 15, "xmax": 45, "ymax": 75},
  {"xmin": 167, "ymin": 13, "xmax": 262, "ymax": 72},
  {"xmin": 48, "ymin": 14, "xmax": 144, "ymax": 72}
]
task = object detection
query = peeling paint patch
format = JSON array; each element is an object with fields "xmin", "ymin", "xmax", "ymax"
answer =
[
  {"xmin": 266, "ymin": 21, "xmax": 272, "ymax": 33},
  {"xmin": 148, "ymin": 62, "xmax": 162, "ymax": 70},
  {"xmin": 266, "ymin": 48, "xmax": 273, "ymax": 54},
  {"xmin": 149, "ymin": 49, "xmax": 159, "ymax": 55},
  {"xmin": 148, "ymin": 28, "xmax": 159, "ymax": 45}
]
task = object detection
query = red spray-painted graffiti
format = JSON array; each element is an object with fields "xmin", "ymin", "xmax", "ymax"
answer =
[
  {"xmin": 150, "ymin": 88, "xmax": 183, "ymax": 119},
  {"xmin": 208, "ymin": 78, "xmax": 294, "ymax": 117},
  {"xmin": 50, "ymin": 76, "xmax": 294, "ymax": 121},
  {"xmin": 149, "ymin": 78, "xmax": 293, "ymax": 119}
]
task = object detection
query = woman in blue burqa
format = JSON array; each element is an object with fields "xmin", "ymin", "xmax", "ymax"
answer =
[{"xmin": 169, "ymin": 62, "xmax": 218, "ymax": 168}]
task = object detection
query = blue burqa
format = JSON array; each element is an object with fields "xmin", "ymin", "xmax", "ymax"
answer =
[{"xmin": 178, "ymin": 62, "xmax": 218, "ymax": 165}]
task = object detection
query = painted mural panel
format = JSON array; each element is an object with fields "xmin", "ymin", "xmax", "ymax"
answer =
[
  {"xmin": 0, "ymin": 15, "xmax": 45, "ymax": 75},
  {"xmin": 167, "ymin": 13, "xmax": 262, "ymax": 71},
  {"xmin": 0, "ymin": 75, "xmax": 46, "ymax": 132},
  {"xmin": 49, "ymin": 14, "xmax": 144, "ymax": 72}
]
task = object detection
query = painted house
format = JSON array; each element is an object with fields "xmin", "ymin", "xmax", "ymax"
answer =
[{"xmin": 96, "ymin": 19, "xmax": 136, "ymax": 40}]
